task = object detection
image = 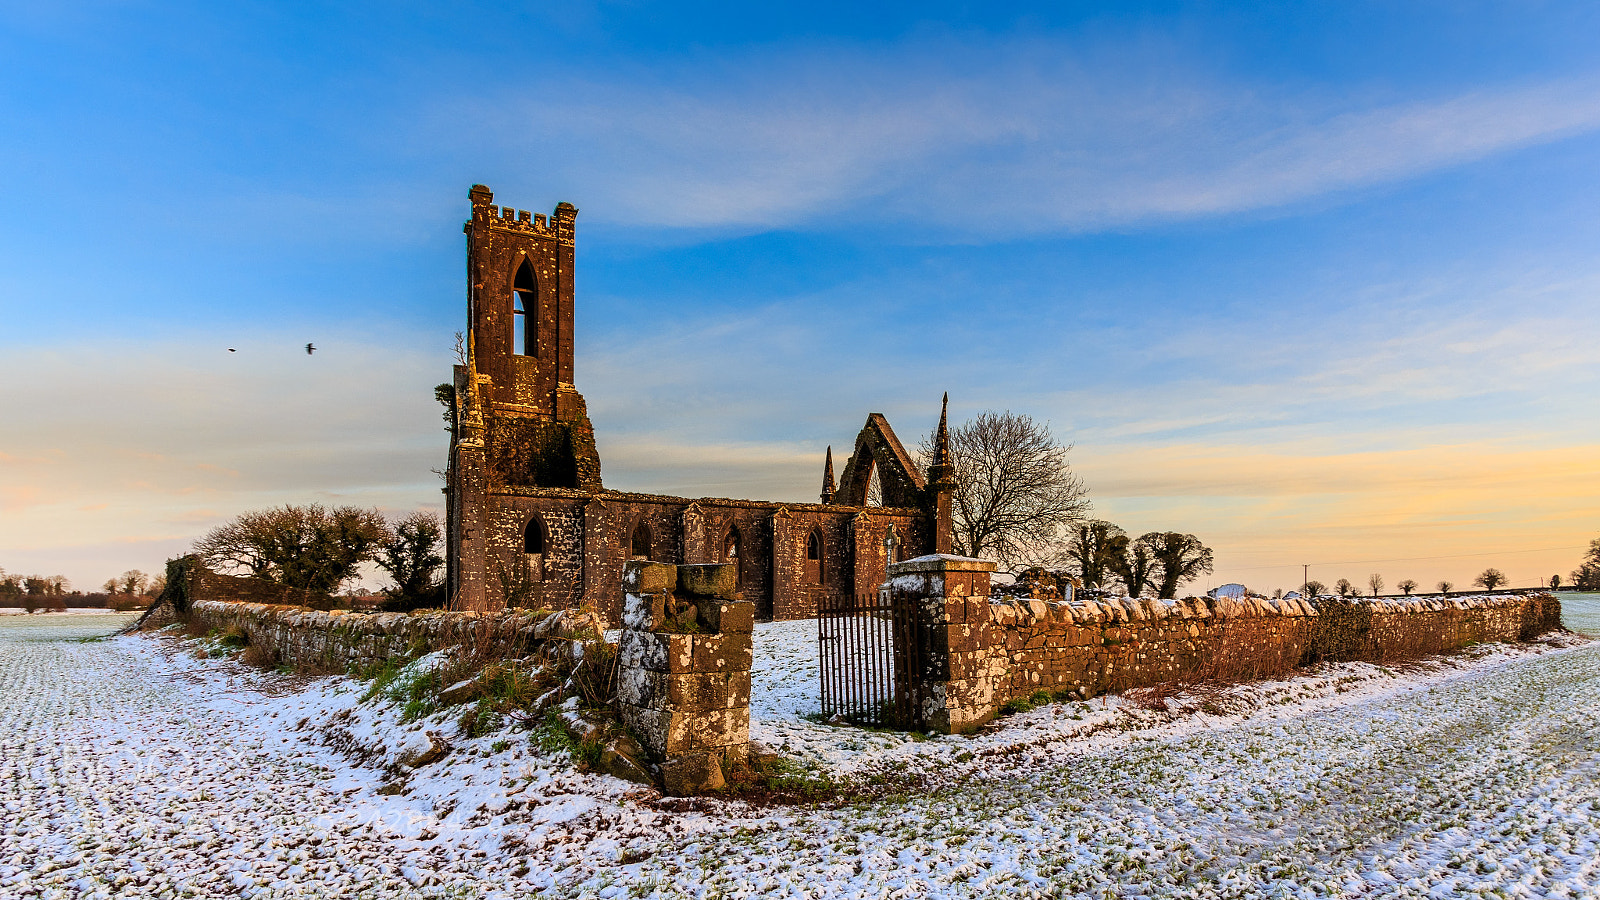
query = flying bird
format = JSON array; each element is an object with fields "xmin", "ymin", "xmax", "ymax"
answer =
[
  {"xmin": 228, "ymin": 348, "xmax": 236, "ymax": 352},
  {"xmin": 305, "ymin": 343, "xmax": 316, "ymax": 355}
]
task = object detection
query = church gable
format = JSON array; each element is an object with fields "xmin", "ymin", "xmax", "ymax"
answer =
[{"xmin": 833, "ymin": 413, "xmax": 927, "ymax": 508}]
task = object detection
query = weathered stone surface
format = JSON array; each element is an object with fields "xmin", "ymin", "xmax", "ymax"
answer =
[
  {"xmin": 661, "ymin": 753, "xmax": 725, "ymax": 796},
  {"xmin": 617, "ymin": 630, "xmax": 688, "ymax": 672},
  {"xmin": 185, "ymin": 599, "xmax": 551, "ymax": 673},
  {"xmin": 624, "ymin": 562, "xmax": 677, "ymax": 595},
  {"xmin": 615, "ymin": 562, "xmax": 754, "ymax": 792},
  {"xmin": 437, "ymin": 676, "xmax": 480, "ymax": 707},
  {"xmin": 400, "ymin": 731, "xmax": 452, "ymax": 768},
  {"xmin": 678, "ymin": 565, "xmax": 737, "ymax": 600},
  {"xmin": 699, "ymin": 600, "xmax": 754, "ymax": 634},
  {"xmin": 621, "ymin": 592, "xmax": 668, "ymax": 632},
  {"xmin": 599, "ymin": 736, "xmax": 654, "ymax": 785},
  {"xmin": 691, "ymin": 633, "xmax": 753, "ymax": 673},
  {"xmin": 889, "ymin": 555, "xmax": 1561, "ymax": 734},
  {"xmin": 620, "ymin": 705, "xmax": 749, "ymax": 756}
]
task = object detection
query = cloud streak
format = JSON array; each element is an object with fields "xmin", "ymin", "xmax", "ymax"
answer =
[{"xmin": 463, "ymin": 39, "xmax": 1600, "ymax": 236}]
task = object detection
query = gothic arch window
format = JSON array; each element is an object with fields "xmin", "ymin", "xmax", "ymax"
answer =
[
  {"xmin": 512, "ymin": 259, "xmax": 537, "ymax": 357},
  {"xmin": 865, "ymin": 462, "xmax": 883, "ymax": 507},
  {"xmin": 630, "ymin": 521, "xmax": 653, "ymax": 561},
  {"xmin": 723, "ymin": 526, "xmax": 741, "ymax": 564},
  {"xmin": 805, "ymin": 528, "xmax": 823, "ymax": 585},
  {"xmin": 524, "ymin": 516, "xmax": 546, "ymax": 581}
]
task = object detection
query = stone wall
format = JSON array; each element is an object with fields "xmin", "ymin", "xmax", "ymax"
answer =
[
  {"xmin": 887, "ymin": 555, "xmax": 1564, "ymax": 733},
  {"xmin": 615, "ymin": 561, "xmax": 754, "ymax": 794},
  {"xmin": 472, "ymin": 489, "xmax": 926, "ymax": 624},
  {"xmin": 185, "ymin": 599, "xmax": 557, "ymax": 672}
]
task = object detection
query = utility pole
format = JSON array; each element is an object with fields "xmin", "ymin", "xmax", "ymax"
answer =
[{"xmin": 1303, "ymin": 563, "xmax": 1309, "ymax": 595}]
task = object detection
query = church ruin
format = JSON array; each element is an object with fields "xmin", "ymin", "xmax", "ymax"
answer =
[{"xmin": 444, "ymin": 185, "xmax": 954, "ymax": 622}]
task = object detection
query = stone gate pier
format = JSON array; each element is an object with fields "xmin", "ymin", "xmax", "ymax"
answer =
[
  {"xmin": 616, "ymin": 560, "xmax": 754, "ymax": 794},
  {"xmin": 883, "ymin": 554, "xmax": 1001, "ymax": 734}
]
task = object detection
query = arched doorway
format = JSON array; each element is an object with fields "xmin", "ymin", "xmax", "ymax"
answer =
[
  {"xmin": 524, "ymin": 516, "xmax": 546, "ymax": 580},
  {"xmin": 631, "ymin": 521, "xmax": 653, "ymax": 561}
]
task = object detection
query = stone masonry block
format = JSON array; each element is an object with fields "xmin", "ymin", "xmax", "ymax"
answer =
[
  {"xmin": 623, "ymin": 561, "xmax": 676, "ymax": 594},
  {"xmin": 700, "ymin": 599, "xmax": 755, "ymax": 634},
  {"xmin": 621, "ymin": 592, "xmax": 667, "ymax": 632},
  {"xmin": 618, "ymin": 630, "xmax": 693, "ymax": 672},
  {"xmin": 678, "ymin": 564, "xmax": 737, "ymax": 600},
  {"xmin": 618, "ymin": 630, "xmax": 664, "ymax": 670},
  {"xmin": 691, "ymin": 632, "xmax": 753, "ymax": 673},
  {"xmin": 942, "ymin": 597, "xmax": 967, "ymax": 625},
  {"xmin": 617, "ymin": 665, "xmax": 666, "ymax": 709},
  {"xmin": 623, "ymin": 705, "xmax": 750, "ymax": 756},
  {"xmin": 664, "ymin": 670, "xmax": 752, "ymax": 712}
]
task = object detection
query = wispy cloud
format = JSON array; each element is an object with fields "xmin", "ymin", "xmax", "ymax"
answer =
[{"xmin": 461, "ymin": 38, "xmax": 1600, "ymax": 235}]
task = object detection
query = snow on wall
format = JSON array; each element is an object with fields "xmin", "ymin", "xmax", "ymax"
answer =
[
  {"xmin": 896, "ymin": 573, "xmax": 1563, "ymax": 733},
  {"xmin": 186, "ymin": 599, "xmax": 554, "ymax": 671}
]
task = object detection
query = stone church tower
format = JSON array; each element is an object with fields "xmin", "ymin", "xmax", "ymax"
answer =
[
  {"xmin": 446, "ymin": 185, "xmax": 602, "ymax": 610},
  {"xmin": 444, "ymin": 185, "xmax": 950, "ymax": 620}
]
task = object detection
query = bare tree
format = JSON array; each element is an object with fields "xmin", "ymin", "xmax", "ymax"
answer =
[
  {"xmin": 103, "ymin": 577, "xmax": 121, "ymax": 595},
  {"xmin": 119, "ymin": 570, "xmax": 148, "ymax": 596},
  {"xmin": 1064, "ymin": 520, "xmax": 1126, "ymax": 590},
  {"xmin": 1397, "ymin": 579, "xmax": 1418, "ymax": 596},
  {"xmin": 1367, "ymin": 573, "xmax": 1384, "ymax": 597},
  {"xmin": 1108, "ymin": 533, "xmax": 1159, "ymax": 598},
  {"xmin": 921, "ymin": 411, "xmax": 1090, "ymax": 566},
  {"xmin": 1437, "ymin": 580, "xmax": 1453, "ymax": 594},
  {"xmin": 194, "ymin": 504, "xmax": 387, "ymax": 602},
  {"xmin": 1146, "ymin": 532, "xmax": 1214, "ymax": 599},
  {"xmin": 1302, "ymin": 579, "xmax": 1327, "ymax": 597},
  {"xmin": 1549, "ymin": 574, "xmax": 1562, "ymax": 590},
  {"xmin": 1474, "ymin": 568, "xmax": 1507, "ymax": 591},
  {"xmin": 1334, "ymin": 578, "xmax": 1353, "ymax": 598}
]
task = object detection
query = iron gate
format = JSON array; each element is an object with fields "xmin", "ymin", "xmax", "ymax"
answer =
[{"xmin": 818, "ymin": 593, "xmax": 922, "ymax": 729}]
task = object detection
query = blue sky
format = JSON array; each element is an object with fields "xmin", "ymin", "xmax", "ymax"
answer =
[{"xmin": 3, "ymin": 1, "xmax": 1599, "ymax": 594}]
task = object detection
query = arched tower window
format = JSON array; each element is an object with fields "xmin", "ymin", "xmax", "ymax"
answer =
[
  {"xmin": 512, "ymin": 259, "xmax": 537, "ymax": 357},
  {"xmin": 631, "ymin": 521, "xmax": 653, "ymax": 561},
  {"xmin": 805, "ymin": 529, "xmax": 823, "ymax": 585},
  {"xmin": 524, "ymin": 516, "xmax": 546, "ymax": 581}
]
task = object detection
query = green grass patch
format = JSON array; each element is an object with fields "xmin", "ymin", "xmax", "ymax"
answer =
[
  {"xmin": 531, "ymin": 710, "xmax": 603, "ymax": 768},
  {"xmin": 999, "ymin": 689, "xmax": 1060, "ymax": 717}
]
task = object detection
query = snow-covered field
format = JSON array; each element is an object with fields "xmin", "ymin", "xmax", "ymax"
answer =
[{"xmin": 2, "ymin": 600, "xmax": 1598, "ymax": 899}]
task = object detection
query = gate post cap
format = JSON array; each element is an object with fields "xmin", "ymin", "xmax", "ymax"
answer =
[
  {"xmin": 888, "ymin": 554, "xmax": 997, "ymax": 575},
  {"xmin": 624, "ymin": 560, "xmax": 676, "ymax": 593},
  {"xmin": 678, "ymin": 563, "xmax": 737, "ymax": 600}
]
